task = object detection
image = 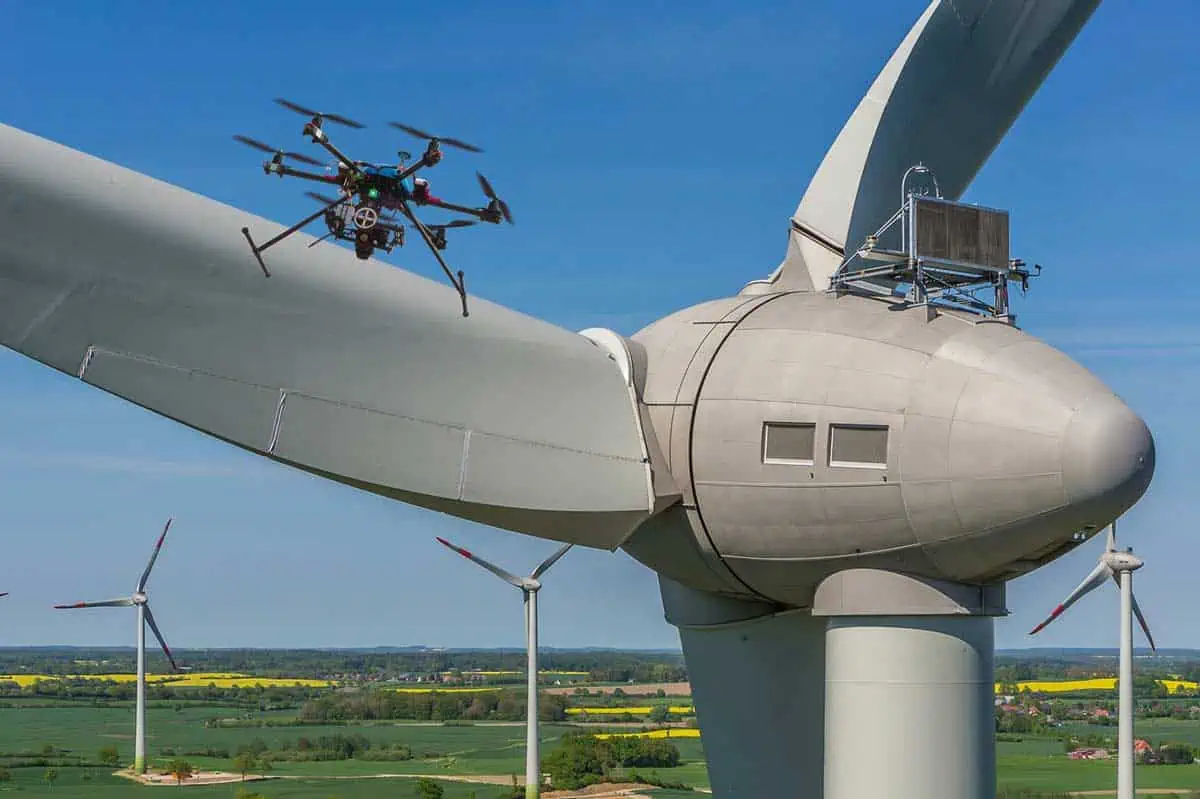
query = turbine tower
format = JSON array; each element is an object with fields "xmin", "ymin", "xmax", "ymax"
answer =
[
  {"xmin": 1030, "ymin": 521, "xmax": 1155, "ymax": 799},
  {"xmin": 53, "ymin": 519, "xmax": 180, "ymax": 775},
  {"xmin": 437, "ymin": 536, "xmax": 572, "ymax": 799}
]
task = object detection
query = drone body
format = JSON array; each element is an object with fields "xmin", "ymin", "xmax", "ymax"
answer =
[{"xmin": 237, "ymin": 100, "xmax": 512, "ymax": 313}]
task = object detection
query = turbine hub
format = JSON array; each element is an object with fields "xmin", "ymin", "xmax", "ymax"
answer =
[
  {"xmin": 132, "ymin": 592, "xmax": 148, "ymax": 605},
  {"xmin": 1103, "ymin": 551, "xmax": 1144, "ymax": 572}
]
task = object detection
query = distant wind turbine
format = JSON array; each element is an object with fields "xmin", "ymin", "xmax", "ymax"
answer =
[
  {"xmin": 54, "ymin": 518, "xmax": 180, "ymax": 775},
  {"xmin": 1030, "ymin": 520, "xmax": 1154, "ymax": 799},
  {"xmin": 437, "ymin": 536, "xmax": 572, "ymax": 799}
]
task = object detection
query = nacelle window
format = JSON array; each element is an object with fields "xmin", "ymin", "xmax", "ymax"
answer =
[
  {"xmin": 762, "ymin": 422, "xmax": 816, "ymax": 465},
  {"xmin": 829, "ymin": 424, "xmax": 889, "ymax": 469}
]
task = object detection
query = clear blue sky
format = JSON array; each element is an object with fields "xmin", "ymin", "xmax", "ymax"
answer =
[{"xmin": 0, "ymin": 0, "xmax": 1195, "ymax": 653}]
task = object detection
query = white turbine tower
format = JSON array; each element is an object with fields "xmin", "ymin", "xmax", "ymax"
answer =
[
  {"xmin": 54, "ymin": 519, "xmax": 179, "ymax": 775},
  {"xmin": 437, "ymin": 536, "xmax": 572, "ymax": 799},
  {"xmin": 1029, "ymin": 521, "xmax": 1155, "ymax": 799}
]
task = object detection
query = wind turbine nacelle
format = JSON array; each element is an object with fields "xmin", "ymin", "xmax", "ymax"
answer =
[{"xmin": 621, "ymin": 291, "xmax": 1154, "ymax": 606}]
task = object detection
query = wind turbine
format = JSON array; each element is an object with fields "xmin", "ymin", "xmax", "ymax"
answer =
[
  {"xmin": 53, "ymin": 519, "xmax": 180, "ymax": 775},
  {"xmin": 1030, "ymin": 520, "xmax": 1155, "ymax": 799},
  {"xmin": 437, "ymin": 536, "xmax": 572, "ymax": 799}
]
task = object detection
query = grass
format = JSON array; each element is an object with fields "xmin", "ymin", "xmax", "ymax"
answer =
[
  {"xmin": 1058, "ymin": 717, "xmax": 1200, "ymax": 749},
  {"xmin": 997, "ymin": 755, "xmax": 1200, "ymax": 792},
  {"xmin": 3, "ymin": 699, "xmax": 1199, "ymax": 795},
  {"xmin": 0, "ymin": 768, "xmax": 519, "ymax": 797}
]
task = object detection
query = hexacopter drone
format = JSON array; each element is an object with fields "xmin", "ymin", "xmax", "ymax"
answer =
[{"xmin": 237, "ymin": 98, "xmax": 514, "ymax": 316}]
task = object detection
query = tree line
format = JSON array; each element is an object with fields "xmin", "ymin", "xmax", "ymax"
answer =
[{"xmin": 298, "ymin": 688, "xmax": 570, "ymax": 722}]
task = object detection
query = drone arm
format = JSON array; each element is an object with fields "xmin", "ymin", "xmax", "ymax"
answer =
[
  {"xmin": 421, "ymin": 198, "xmax": 487, "ymax": 219},
  {"xmin": 311, "ymin": 136, "xmax": 360, "ymax": 176},
  {"xmin": 394, "ymin": 160, "xmax": 430, "ymax": 184},
  {"xmin": 270, "ymin": 165, "xmax": 341, "ymax": 184},
  {"xmin": 396, "ymin": 198, "xmax": 468, "ymax": 317}
]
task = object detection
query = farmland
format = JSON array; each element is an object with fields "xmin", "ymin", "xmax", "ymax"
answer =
[{"xmin": 1, "ymin": 648, "xmax": 1199, "ymax": 796}]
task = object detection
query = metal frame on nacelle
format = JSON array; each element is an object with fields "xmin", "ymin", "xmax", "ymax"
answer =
[{"xmin": 829, "ymin": 164, "xmax": 1041, "ymax": 320}]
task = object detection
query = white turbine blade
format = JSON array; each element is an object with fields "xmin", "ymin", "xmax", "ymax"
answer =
[
  {"xmin": 436, "ymin": 537, "xmax": 523, "ymax": 588},
  {"xmin": 53, "ymin": 597, "xmax": 134, "ymax": 609},
  {"xmin": 143, "ymin": 605, "xmax": 179, "ymax": 671},
  {"xmin": 1029, "ymin": 560, "xmax": 1111, "ymax": 635},
  {"xmin": 530, "ymin": 543, "xmax": 573, "ymax": 579},
  {"xmin": 777, "ymin": 0, "xmax": 1101, "ymax": 291},
  {"xmin": 1128, "ymin": 589, "xmax": 1156, "ymax": 652},
  {"xmin": 0, "ymin": 121, "xmax": 660, "ymax": 551},
  {"xmin": 137, "ymin": 517, "xmax": 173, "ymax": 592},
  {"xmin": 1106, "ymin": 520, "xmax": 1117, "ymax": 552}
]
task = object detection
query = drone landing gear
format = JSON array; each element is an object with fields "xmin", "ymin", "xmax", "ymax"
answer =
[
  {"xmin": 241, "ymin": 194, "xmax": 348, "ymax": 277},
  {"xmin": 241, "ymin": 227, "xmax": 271, "ymax": 278}
]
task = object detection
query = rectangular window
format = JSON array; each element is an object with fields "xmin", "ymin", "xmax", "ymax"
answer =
[
  {"xmin": 829, "ymin": 424, "xmax": 888, "ymax": 469},
  {"xmin": 762, "ymin": 422, "xmax": 815, "ymax": 465}
]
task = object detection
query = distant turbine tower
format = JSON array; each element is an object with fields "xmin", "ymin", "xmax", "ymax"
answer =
[
  {"xmin": 54, "ymin": 519, "xmax": 180, "ymax": 775},
  {"xmin": 437, "ymin": 536, "xmax": 572, "ymax": 799},
  {"xmin": 1030, "ymin": 520, "xmax": 1155, "ymax": 799}
]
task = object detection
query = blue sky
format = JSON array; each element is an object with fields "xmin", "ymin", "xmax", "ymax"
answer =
[{"xmin": 0, "ymin": 0, "xmax": 1196, "ymax": 653}]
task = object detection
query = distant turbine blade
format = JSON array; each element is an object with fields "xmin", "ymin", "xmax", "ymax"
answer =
[
  {"xmin": 435, "ymin": 537, "xmax": 523, "ymax": 588},
  {"xmin": 137, "ymin": 518, "xmax": 173, "ymax": 592},
  {"xmin": 531, "ymin": 543, "xmax": 573, "ymax": 579},
  {"xmin": 53, "ymin": 598, "xmax": 134, "ymax": 609},
  {"xmin": 1029, "ymin": 560, "xmax": 1111, "ymax": 635},
  {"xmin": 143, "ymin": 605, "xmax": 179, "ymax": 671},
  {"xmin": 1130, "ymin": 592, "xmax": 1156, "ymax": 652}
]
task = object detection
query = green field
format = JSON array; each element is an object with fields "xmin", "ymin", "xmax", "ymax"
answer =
[
  {"xmin": 0, "ymin": 769, "xmax": 526, "ymax": 798},
  {"xmin": 3, "ymin": 701, "xmax": 1200, "ymax": 796}
]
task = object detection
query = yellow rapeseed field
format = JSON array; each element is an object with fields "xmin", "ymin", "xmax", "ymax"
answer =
[
  {"xmin": 567, "ymin": 706, "xmax": 694, "ymax": 716},
  {"xmin": 1159, "ymin": 679, "xmax": 1199, "ymax": 694},
  {"xmin": 993, "ymin": 678, "xmax": 1199, "ymax": 694},
  {"xmin": 0, "ymin": 672, "xmax": 332, "ymax": 688},
  {"xmin": 593, "ymin": 729, "xmax": 701, "ymax": 741}
]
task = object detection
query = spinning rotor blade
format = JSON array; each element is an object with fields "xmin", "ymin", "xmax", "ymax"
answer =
[
  {"xmin": 137, "ymin": 517, "xmax": 172, "ymax": 593},
  {"xmin": 233, "ymin": 135, "xmax": 322, "ymax": 166},
  {"xmin": 53, "ymin": 597, "xmax": 135, "ymax": 609},
  {"xmin": 476, "ymin": 172, "xmax": 513, "ymax": 224},
  {"xmin": 388, "ymin": 122, "xmax": 482, "ymax": 153},
  {"xmin": 304, "ymin": 191, "xmax": 343, "ymax": 206},
  {"xmin": 1029, "ymin": 559, "xmax": 1112, "ymax": 635},
  {"xmin": 431, "ymin": 220, "xmax": 476, "ymax": 230},
  {"xmin": 143, "ymin": 604, "xmax": 179, "ymax": 671},
  {"xmin": 436, "ymin": 536, "xmax": 524, "ymax": 588},
  {"xmin": 0, "ymin": 593, "xmax": 8, "ymax": 598},
  {"xmin": 531, "ymin": 543, "xmax": 573, "ymax": 580},
  {"xmin": 1130, "ymin": 592, "xmax": 1157, "ymax": 652},
  {"xmin": 274, "ymin": 98, "xmax": 365, "ymax": 129}
]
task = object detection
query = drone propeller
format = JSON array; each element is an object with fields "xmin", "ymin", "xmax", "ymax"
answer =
[
  {"xmin": 304, "ymin": 191, "xmax": 345, "ymax": 206},
  {"xmin": 274, "ymin": 98, "xmax": 365, "ymax": 129},
  {"xmin": 476, "ymin": 172, "xmax": 513, "ymax": 224},
  {"xmin": 234, "ymin": 135, "xmax": 323, "ymax": 166},
  {"xmin": 389, "ymin": 122, "xmax": 483, "ymax": 153}
]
